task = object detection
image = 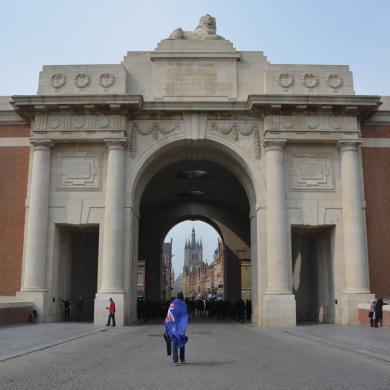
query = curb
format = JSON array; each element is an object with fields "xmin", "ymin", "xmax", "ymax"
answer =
[{"xmin": 0, "ymin": 327, "xmax": 107, "ymax": 363}]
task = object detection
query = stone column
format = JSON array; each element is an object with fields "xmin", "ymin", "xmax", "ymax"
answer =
[
  {"xmin": 95, "ymin": 139, "xmax": 127, "ymax": 326},
  {"xmin": 339, "ymin": 141, "xmax": 374, "ymax": 324},
  {"xmin": 262, "ymin": 140, "xmax": 296, "ymax": 326},
  {"xmin": 17, "ymin": 140, "xmax": 52, "ymax": 321},
  {"xmin": 21, "ymin": 140, "xmax": 52, "ymax": 292}
]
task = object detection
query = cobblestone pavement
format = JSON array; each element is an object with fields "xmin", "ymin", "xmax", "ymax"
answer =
[{"xmin": 0, "ymin": 321, "xmax": 389, "ymax": 390}]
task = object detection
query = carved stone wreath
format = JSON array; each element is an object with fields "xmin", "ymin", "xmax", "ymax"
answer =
[
  {"xmin": 50, "ymin": 73, "xmax": 66, "ymax": 89},
  {"xmin": 327, "ymin": 73, "xmax": 343, "ymax": 89},
  {"xmin": 74, "ymin": 73, "xmax": 91, "ymax": 89},
  {"xmin": 99, "ymin": 73, "xmax": 115, "ymax": 88},
  {"xmin": 278, "ymin": 73, "xmax": 294, "ymax": 90},
  {"xmin": 302, "ymin": 73, "xmax": 319, "ymax": 89}
]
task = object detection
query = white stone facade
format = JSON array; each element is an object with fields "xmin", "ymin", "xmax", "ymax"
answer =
[{"xmin": 11, "ymin": 16, "xmax": 381, "ymax": 327}]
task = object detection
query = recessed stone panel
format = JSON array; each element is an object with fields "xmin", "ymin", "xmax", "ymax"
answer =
[
  {"xmin": 288, "ymin": 154, "xmax": 334, "ymax": 192},
  {"xmin": 57, "ymin": 153, "xmax": 102, "ymax": 191},
  {"xmin": 152, "ymin": 60, "xmax": 237, "ymax": 98}
]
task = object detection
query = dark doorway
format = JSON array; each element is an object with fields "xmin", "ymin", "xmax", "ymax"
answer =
[
  {"xmin": 70, "ymin": 229, "xmax": 99, "ymax": 322},
  {"xmin": 292, "ymin": 226, "xmax": 335, "ymax": 323}
]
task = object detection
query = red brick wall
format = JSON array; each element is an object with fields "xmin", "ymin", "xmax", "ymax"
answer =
[
  {"xmin": 0, "ymin": 124, "xmax": 30, "ymax": 138},
  {"xmin": 0, "ymin": 125, "xmax": 29, "ymax": 295},
  {"xmin": 362, "ymin": 124, "xmax": 390, "ymax": 299},
  {"xmin": 362, "ymin": 124, "xmax": 390, "ymax": 138},
  {"xmin": 0, "ymin": 306, "xmax": 32, "ymax": 325},
  {"xmin": 358, "ymin": 308, "xmax": 371, "ymax": 326}
]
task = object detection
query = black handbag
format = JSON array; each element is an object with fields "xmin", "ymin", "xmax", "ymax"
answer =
[{"xmin": 163, "ymin": 332, "xmax": 171, "ymax": 356}]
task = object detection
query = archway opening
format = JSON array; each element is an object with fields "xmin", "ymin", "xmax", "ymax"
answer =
[
  {"xmin": 165, "ymin": 220, "xmax": 224, "ymax": 302},
  {"xmin": 136, "ymin": 155, "xmax": 253, "ymax": 323},
  {"xmin": 292, "ymin": 226, "xmax": 335, "ymax": 324},
  {"xmin": 55, "ymin": 225, "xmax": 99, "ymax": 322}
]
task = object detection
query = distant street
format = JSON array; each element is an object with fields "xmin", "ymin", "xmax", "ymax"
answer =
[{"xmin": 1, "ymin": 321, "xmax": 390, "ymax": 390}]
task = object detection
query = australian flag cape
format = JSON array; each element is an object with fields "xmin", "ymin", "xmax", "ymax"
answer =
[{"xmin": 164, "ymin": 298, "xmax": 189, "ymax": 348}]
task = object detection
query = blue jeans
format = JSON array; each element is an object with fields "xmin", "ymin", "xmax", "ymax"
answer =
[
  {"xmin": 107, "ymin": 313, "xmax": 116, "ymax": 326},
  {"xmin": 172, "ymin": 342, "xmax": 185, "ymax": 363}
]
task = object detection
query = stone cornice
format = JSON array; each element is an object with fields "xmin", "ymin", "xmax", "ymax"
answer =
[
  {"xmin": 0, "ymin": 110, "xmax": 27, "ymax": 125},
  {"xmin": 362, "ymin": 111, "xmax": 390, "ymax": 125},
  {"xmin": 248, "ymin": 94, "xmax": 382, "ymax": 117},
  {"xmin": 8, "ymin": 94, "xmax": 383, "ymax": 120},
  {"xmin": 11, "ymin": 94, "xmax": 144, "ymax": 121}
]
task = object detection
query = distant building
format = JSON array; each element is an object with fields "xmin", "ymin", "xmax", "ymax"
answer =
[
  {"xmin": 181, "ymin": 228, "xmax": 224, "ymax": 299},
  {"xmin": 162, "ymin": 239, "xmax": 174, "ymax": 300},
  {"xmin": 184, "ymin": 227, "xmax": 203, "ymax": 270},
  {"xmin": 136, "ymin": 260, "xmax": 145, "ymax": 298},
  {"xmin": 241, "ymin": 259, "xmax": 251, "ymax": 300}
]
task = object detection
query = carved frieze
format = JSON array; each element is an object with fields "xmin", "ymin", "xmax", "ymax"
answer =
[
  {"xmin": 57, "ymin": 153, "xmax": 103, "ymax": 191},
  {"xmin": 207, "ymin": 121, "xmax": 261, "ymax": 159},
  {"xmin": 129, "ymin": 121, "xmax": 182, "ymax": 158},
  {"xmin": 265, "ymin": 115, "xmax": 357, "ymax": 133},
  {"xmin": 288, "ymin": 154, "xmax": 334, "ymax": 192},
  {"xmin": 32, "ymin": 114, "xmax": 126, "ymax": 132}
]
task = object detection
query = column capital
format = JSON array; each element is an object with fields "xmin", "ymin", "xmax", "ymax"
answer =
[
  {"xmin": 104, "ymin": 138, "xmax": 127, "ymax": 150},
  {"xmin": 263, "ymin": 139, "xmax": 287, "ymax": 152},
  {"xmin": 338, "ymin": 140, "xmax": 361, "ymax": 152},
  {"xmin": 30, "ymin": 139, "xmax": 53, "ymax": 150}
]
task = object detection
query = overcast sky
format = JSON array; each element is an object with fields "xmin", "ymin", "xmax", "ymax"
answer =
[{"xmin": 1, "ymin": 1, "xmax": 389, "ymax": 276}]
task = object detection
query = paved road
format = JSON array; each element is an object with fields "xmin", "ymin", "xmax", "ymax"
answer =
[{"xmin": 1, "ymin": 322, "xmax": 389, "ymax": 390}]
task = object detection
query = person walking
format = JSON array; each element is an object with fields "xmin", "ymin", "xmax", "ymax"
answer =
[
  {"xmin": 164, "ymin": 292, "xmax": 188, "ymax": 366},
  {"xmin": 60, "ymin": 298, "xmax": 71, "ymax": 321},
  {"xmin": 106, "ymin": 298, "xmax": 116, "ymax": 326}
]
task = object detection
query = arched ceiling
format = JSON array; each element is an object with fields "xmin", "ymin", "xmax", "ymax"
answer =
[{"xmin": 140, "ymin": 159, "xmax": 250, "ymax": 218}]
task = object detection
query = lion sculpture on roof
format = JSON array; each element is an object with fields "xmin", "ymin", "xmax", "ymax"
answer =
[{"xmin": 168, "ymin": 14, "xmax": 224, "ymax": 40}]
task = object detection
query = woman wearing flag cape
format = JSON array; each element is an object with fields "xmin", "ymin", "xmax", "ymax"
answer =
[{"xmin": 164, "ymin": 292, "xmax": 189, "ymax": 365}]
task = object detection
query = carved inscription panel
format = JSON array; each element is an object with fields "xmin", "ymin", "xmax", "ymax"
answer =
[
  {"xmin": 57, "ymin": 153, "xmax": 102, "ymax": 191},
  {"xmin": 152, "ymin": 60, "xmax": 237, "ymax": 98},
  {"xmin": 288, "ymin": 154, "xmax": 334, "ymax": 191}
]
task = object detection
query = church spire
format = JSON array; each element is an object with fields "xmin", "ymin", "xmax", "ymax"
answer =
[{"xmin": 191, "ymin": 227, "xmax": 196, "ymax": 246}]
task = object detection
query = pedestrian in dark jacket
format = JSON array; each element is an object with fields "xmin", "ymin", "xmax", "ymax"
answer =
[
  {"xmin": 374, "ymin": 298, "xmax": 388, "ymax": 327},
  {"xmin": 60, "ymin": 298, "xmax": 71, "ymax": 321}
]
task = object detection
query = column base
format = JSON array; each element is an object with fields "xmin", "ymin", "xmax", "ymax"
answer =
[
  {"xmin": 16, "ymin": 290, "xmax": 48, "ymax": 322},
  {"xmin": 340, "ymin": 292, "xmax": 375, "ymax": 325},
  {"xmin": 94, "ymin": 292, "xmax": 126, "ymax": 326},
  {"xmin": 263, "ymin": 293, "xmax": 296, "ymax": 327}
]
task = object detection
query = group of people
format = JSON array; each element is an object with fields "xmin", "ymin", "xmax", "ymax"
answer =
[
  {"xmin": 369, "ymin": 297, "xmax": 388, "ymax": 327},
  {"xmin": 137, "ymin": 297, "xmax": 252, "ymax": 323},
  {"xmin": 60, "ymin": 296, "xmax": 115, "ymax": 325}
]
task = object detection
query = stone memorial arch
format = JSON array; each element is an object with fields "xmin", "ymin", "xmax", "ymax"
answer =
[{"xmin": 11, "ymin": 15, "xmax": 380, "ymax": 326}]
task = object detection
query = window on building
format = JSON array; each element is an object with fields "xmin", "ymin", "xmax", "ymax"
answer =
[
  {"xmin": 137, "ymin": 272, "xmax": 144, "ymax": 286},
  {"xmin": 192, "ymin": 254, "xmax": 198, "ymax": 261}
]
